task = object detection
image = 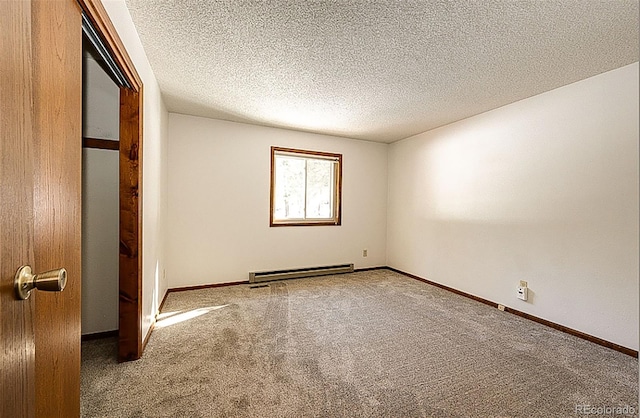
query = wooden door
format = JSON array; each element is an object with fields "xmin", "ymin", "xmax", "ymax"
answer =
[
  {"xmin": 1, "ymin": 0, "xmax": 82, "ymax": 416},
  {"xmin": 1, "ymin": 1, "xmax": 37, "ymax": 414}
]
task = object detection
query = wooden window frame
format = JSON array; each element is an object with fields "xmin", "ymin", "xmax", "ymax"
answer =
[{"xmin": 270, "ymin": 146, "xmax": 342, "ymax": 227}]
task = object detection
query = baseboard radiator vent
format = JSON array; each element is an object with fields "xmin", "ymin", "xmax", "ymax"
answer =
[{"xmin": 249, "ymin": 263, "xmax": 354, "ymax": 284}]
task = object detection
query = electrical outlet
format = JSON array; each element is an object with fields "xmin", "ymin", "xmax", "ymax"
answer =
[
  {"xmin": 519, "ymin": 280, "xmax": 528, "ymax": 288},
  {"xmin": 517, "ymin": 286, "xmax": 528, "ymax": 301},
  {"xmin": 362, "ymin": 249, "xmax": 368, "ymax": 257},
  {"xmin": 498, "ymin": 304, "xmax": 505, "ymax": 311}
]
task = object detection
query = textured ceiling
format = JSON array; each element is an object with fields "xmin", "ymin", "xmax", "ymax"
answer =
[{"xmin": 125, "ymin": 0, "xmax": 639, "ymax": 143}]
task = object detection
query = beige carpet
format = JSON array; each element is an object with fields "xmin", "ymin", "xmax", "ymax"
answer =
[{"xmin": 81, "ymin": 270, "xmax": 638, "ymax": 417}]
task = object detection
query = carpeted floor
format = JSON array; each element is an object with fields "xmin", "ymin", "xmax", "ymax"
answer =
[{"xmin": 81, "ymin": 270, "xmax": 638, "ymax": 417}]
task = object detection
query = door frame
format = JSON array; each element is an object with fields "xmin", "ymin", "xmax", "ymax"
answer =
[{"xmin": 79, "ymin": 0, "xmax": 144, "ymax": 361}]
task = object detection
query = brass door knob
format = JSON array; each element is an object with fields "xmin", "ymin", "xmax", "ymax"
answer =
[{"xmin": 14, "ymin": 265, "xmax": 67, "ymax": 300}]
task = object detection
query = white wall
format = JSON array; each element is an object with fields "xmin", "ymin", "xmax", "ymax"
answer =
[
  {"xmin": 387, "ymin": 63, "xmax": 639, "ymax": 350},
  {"xmin": 83, "ymin": 57, "xmax": 120, "ymax": 140},
  {"xmin": 103, "ymin": 0, "xmax": 169, "ymax": 341},
  {"xmin": 81, "ymin": 56, "xmax": 120, "ymax": 335},
  {"xmin": 82, "ymin": 149, "xmax": 119, "ymax": 334},
  {"xmin": 167, "ymin": 114, "xmax": 388, "ymax": 287}
]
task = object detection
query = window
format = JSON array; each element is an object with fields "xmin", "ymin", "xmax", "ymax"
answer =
[{"xmin": 270, "ymin": 147, "xmax": 342, "ymax": 226}]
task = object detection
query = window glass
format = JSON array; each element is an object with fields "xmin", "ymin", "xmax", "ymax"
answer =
[{"xmin": 271, "ymin": 147, "xmax": 342, "ymax": 226}]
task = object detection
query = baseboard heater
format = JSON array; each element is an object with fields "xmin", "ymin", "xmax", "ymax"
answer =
[{"xmin": 249, "ymin": 263, "xmax": 354, "ymax": 284}]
